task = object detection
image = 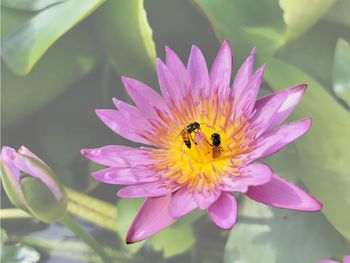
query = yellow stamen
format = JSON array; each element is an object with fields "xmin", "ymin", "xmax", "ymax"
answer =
[{"xmin": 147, "ymin": 96, "xmax": 254, "ymax": 192}]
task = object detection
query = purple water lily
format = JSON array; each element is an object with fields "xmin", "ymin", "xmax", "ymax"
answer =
[{"xmin": 82, "ymin": 41, "xmax": 322, "ymax": 243}]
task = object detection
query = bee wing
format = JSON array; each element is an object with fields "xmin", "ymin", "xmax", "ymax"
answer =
[{"xmin": 177, "ymin": 127, "xmax": 187, "ymax": 137}]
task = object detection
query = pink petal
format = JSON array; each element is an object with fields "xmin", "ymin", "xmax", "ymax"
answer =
[
  {"xmin": 156, "ymin": 59, "xmax": 181, "ymax": 105},
  {"xmin": 117, "ymin": 182, "xmax": 176, "ymax": 198},
  {"xmin": 234, "ymin": 65, "xmax": 265, "ymax": 118},
  {"xmin": 126, "ymin": 194, "xmax": 177, "ymax": 243},
  {"xmin": 18, "ymin": 146, "xmax": 40, "ymax": 160},
  {"xmin": 1, "ymin": 147, "xmax": 21, "ymax": 183},
  {"xmin": 208, "ymin": 192, "xmax": 238, "ymax": 229},
  {"xmin": 0, "ymin": 147, "xmax": 24, "ymax": 202},
  {"xmin": 246, "ymin": 119, "xmax": 312, "ymax": 161},
  {"xmin": 250, "ymin": 91, "xmax": 287, "ymax": 138},
  {"xmin": 255, "ymin": 84, "xmax": 307, "ymax": 131},
  {"xmin": 81, "ymin": 146, "xmax": 154, "ymax": 167},
  {"xmin": 246, "ymin": 174, "xmax": 322, "ymax": 211},
  {"xmin": 231, "ymin": 48, "xmax": 255, "ymax": 99},
  {"xmin": 169, "ymin": 187, "xmax": 197, "ymax": 217},
  {"xmin": 122, "ymin": 77, "xmax": 169, "ymax": 117},
  {"xmin": 92, "ymin": 167, "xmax": 157, "ymax": 185},
  {"xmin": 165, "ymin": 46, "xmax": 189, "ymax": 98},
  {"xmin": 12, "ymin": 148, "xmax": 62, "ymax": 200},
  {"xmin": 95, "ymin": 109, "xmax": 150, "ymax": 145},
  {"xmin": 194, "ymin": 187, "xmax": 221, "ymax": 209},
  {"xmin": 344, "ymin": 256, "xmax": 350, "ymax": 263},
  {"xmin": 187, "ymin": 45, "xmax": 210, "ymax": 97},
  {"xmin": 210, "ymin": 41, "xmax": 232, "ymax": 96},
  {"xmin": 112, "ymin": 98, "xmax": 146, "ymax": 120},
  {"xmin": 220, "ymin": 163, "xmax": 272, "ymax": 193}
]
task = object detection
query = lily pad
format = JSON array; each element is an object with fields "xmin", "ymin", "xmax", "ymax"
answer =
[
  {"xmin": 94, "ymin": 0, "xmax": 157, "ymax": 83},
  {"xmin": 224, "ymin": 198, "xmax": 350, "ymax": 263},
  {"xmin": 265, "ymin": 58, "xmax": 350, "ymax": 241},
  {"xmin": 279, "ymin": 0, "xmax": 337, "ymax": 41},
  {"xmin": 332, "ymin": 38, "xmax": 350, "ymax": 106},
  {"xmin": 1, "ymin": 0, "xmax": 67, "ymax": 11},
  {"xmin": 0, "ymin": 245, "xmax": 40, "ymax": 263},
  {"xmin": 1, "ymin": 0, "xmax": 105, "ymax": 75}
]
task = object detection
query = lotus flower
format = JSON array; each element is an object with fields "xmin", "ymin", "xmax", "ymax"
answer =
[
  {"xmin": 0, "ymin": 146, "xmax": 67, "ymax": 223},
  {"xmin": 82, "ymin": 41, "xmax": 322, "ymax": 243}
]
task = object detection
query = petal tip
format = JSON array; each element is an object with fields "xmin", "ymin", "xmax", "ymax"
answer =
[
  {"xmin": 293, "ymin": 83, "xmax": 307, "ymax": 95},
  {"xmin": 306, "ymin": 197, "xmax": 323, "ymax": 212},
  {"xmin": 125, "ymin": 240, "xmax": 135, "ymax": 245},
  {"xmin": 80, "ymin": 149, "xmax": 88, "ymax": 156},
  {"xmin": 116, "ymin": 190, "xmax": 125, "ymax": 198},
  {"xmin": 121, "ymin": 76, "xmax": 133, "ymax": 89},
  {"xmin": 250, "ymin": 47, "xmax": 256, "ymax": 57},
  {"xmin": 121, "ymin": 76, "xmax": 129, "ymax": 83},
  {"xmin": 95, "ymin": 109, "xmax": 103, "ymax": 116},
  {"xmin": 259, "ymin": 63, "xmax": 266, "ymax": 72},
  {"xmin": 222, "ymin": 40, "xmax": 231, "ymax": 49},
  {"xmin": 190, "ymin": 44, "xmax": 201, "ymax": 54},
  {"xmin": 165, "ymin": 45, "xmax": 172, "ymax": 54},
  {"xmin": 125, "ymin": 228, "xmax": 138, "ymax": 244},
  {"xmin": 302, "ymin": 118, "xmax": 313, "ymax": 133},
  {"xmin": 125, "ymin": 227, "xmax": 143, "ymax": 244},
  {"xmin": 156, "ymin": 58, "xmax": 166, "ymax": 70}
]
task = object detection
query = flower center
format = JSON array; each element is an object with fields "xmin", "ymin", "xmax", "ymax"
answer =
[{"xmin": 146, "ymin": 95, "xmax": 254, "ymax": 192}]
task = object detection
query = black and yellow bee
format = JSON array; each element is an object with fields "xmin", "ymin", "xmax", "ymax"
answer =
[
  {"xmin": 210, "ymin": 133, "xmax": 223, "ymax": 158},
  {"xmin": 180, "ymin": 122, "xmax": 201, "ymax": 149}
]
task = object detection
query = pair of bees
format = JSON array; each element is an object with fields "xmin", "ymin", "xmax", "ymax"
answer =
[{"xmin": 180, "ymin": 122, "xmax": 223, "ymax": 158}]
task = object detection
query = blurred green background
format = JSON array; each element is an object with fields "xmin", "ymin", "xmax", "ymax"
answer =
[{"xmin": 1, "ymin": 0, "xmax": 350, "ymax": 262}]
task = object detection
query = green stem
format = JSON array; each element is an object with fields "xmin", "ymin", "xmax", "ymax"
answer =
[
  {"xmin": 0, "ymin": 208, "xmax": 32, "ymax": 219},
  {"xmin": 59, "ymin": 213, "xmax": 112, "ymax": 263},
  {"xmin": 1, "ymin": 188, "xmax": 118, "ymax": 234},
  {"xmin": 66, "ymin": 188, "xmax": 118, "ymax": 233}
]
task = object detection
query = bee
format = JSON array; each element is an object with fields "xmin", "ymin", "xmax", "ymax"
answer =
[
  {"xmin": 210, "ymin": 133, "xmax": 223, "ymax": 158},
  {"xmin": 180, "ymin": 122, "xmax": 201, "ymax": 149}
]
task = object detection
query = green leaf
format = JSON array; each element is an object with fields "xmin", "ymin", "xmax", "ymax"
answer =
[
  {"xmin": 193, "ymin": 0, "xmax": 339, "ymax": 65},
  {"xmin": 0, "ymin": 245, "xmax": 40, "ymax": 263},
  {"xmin": 279, "ymin": 0, "xmax": 338, "ymax": 41},
  {"xmin": 224, "ymin": 198, "xmax": 350, "ymax": 263},
  {"xmin": 94, "ymin": 0, "xmax": 157, "ymax": 83},
  {"xmin": 193, "ymin": 0, "xmax": 285, "ymax": 64},
  {"xmin": 149, "ymin": 223, "xmax": 195, "ymax": 258},
  {"xmin": 332, "ymin": 38, "xmax": 350, "ymax": 106},
  {"xmin": 324, "ymin": 0, "xmax": 350, "ymax": 28},
  {"xmin": 1, "ymin": 0, "xmax": 105, "ymax": 75},
  {"xmin": 12, "ymin": 226, "xmax": 146, "ymax": 262},
  {"xmin": 1, "ymin": 0, "xmax": 66, "ymax": 11},
  {"xmin": 263, "ymin": 144, "xmax": 300, "ymax": 183},
  {"xmin": 2, "ymin": 14, "xmax": 100, "ymax": 125},
  {"xmin": 264, "ymin": 58, "xmax": 350, "ymax": 241},
  {"xmin": 13, "ymin": 224, "xmax": 104, "ymax": 263},
  {"xmin": 1, "ymin": 7, "xmax": 33, "ymax": 36},
  {"xmin": 31, "ymin": 66, "xmax": 114, "ymax": 188},
  {"xmin": 279, "ymin": 21, "xmax": 350, "ymax": 91},
  {"xmin": 1, "ymin": 228, "xmax": 8, "ymax": 245}
]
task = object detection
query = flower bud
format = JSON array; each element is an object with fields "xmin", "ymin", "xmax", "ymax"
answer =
[{"xmin": 0, "ymin": 146, "xmax": 67, "ymax": 223}]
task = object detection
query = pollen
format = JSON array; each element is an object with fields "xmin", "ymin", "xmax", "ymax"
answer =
[{"xmin": 146, "ymin": 95, "xmax": 254, "ymax": 192}]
